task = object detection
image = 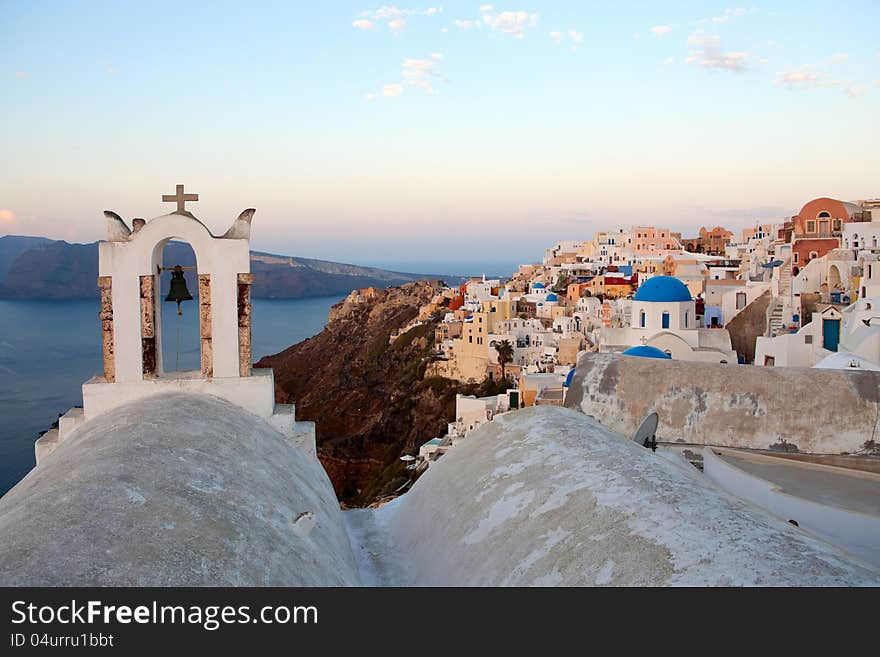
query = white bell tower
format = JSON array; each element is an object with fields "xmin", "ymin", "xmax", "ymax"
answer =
[{"xmin": 33, "ymin": 186, "xmax": 315, "ymax": 464}]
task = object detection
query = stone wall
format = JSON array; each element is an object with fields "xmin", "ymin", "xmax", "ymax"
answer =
[
  {"xmin": 98, "ymin": 275, "xmax": 114, "ymax": 382},
  {"xmin": 564, "ymin": 352, "xmax": 880, "ymax": 454}
]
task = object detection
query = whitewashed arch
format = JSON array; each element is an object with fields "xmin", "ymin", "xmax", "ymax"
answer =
[{"xmin": 99, "ymin": 211, "xmax": 251, "ymax": 383}]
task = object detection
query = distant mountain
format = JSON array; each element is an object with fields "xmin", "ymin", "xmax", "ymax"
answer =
[
  {"xmin": 0, "ymin": 236, "xmax": 53, "ymax": 278},
  {"xmin": 0, "ymin": 235, "xmax": 464, "ymax": 300}
]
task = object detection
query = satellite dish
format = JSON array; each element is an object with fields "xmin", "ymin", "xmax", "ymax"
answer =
[{"xmin": 632, "ymin": 412, "xmax": 659, "ymax": 452}]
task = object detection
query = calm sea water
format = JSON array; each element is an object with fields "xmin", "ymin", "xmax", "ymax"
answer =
[{"xmin": 0, "ymin": 296, "xmax": 342, "ymax": 496}]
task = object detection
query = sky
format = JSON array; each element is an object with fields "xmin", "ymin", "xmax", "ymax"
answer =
[{"xmin": 1, "ymin": 1, "xmax": 878, "ymax": 274}]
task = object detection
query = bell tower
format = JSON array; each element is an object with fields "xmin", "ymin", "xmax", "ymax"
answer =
[{"xmin": 33, "ymin": 187, "xmax": 315, "ymax": 464}]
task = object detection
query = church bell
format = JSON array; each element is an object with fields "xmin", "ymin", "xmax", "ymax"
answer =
[{"xmin": 165, "ymin": 265, "xmax": 193, "ymax": 315}]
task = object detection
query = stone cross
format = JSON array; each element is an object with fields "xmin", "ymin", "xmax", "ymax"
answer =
[{"xmin": 162, "ymin": 184, "xmax": 199, "ymax": 213}]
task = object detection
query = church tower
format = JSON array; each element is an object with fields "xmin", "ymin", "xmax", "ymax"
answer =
[{"xmin": 34, "ymin": 186, "xmax": 315, "ymax": 463}]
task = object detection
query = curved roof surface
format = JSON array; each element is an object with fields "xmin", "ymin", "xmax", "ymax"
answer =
[
  {"xmin": 622, "ymin": 345, "xmax": 672, "ymax": 359},
  {"xmin": 633, "ymin": 276, "xmax": 692, "ymax": 302},
  {"xmin": 0, "ymin": 393, "xmax": 359, "ymax": 586},
  {"xmin": 377, "ymin": 406, "xmax": 879, "ymax": 585}
]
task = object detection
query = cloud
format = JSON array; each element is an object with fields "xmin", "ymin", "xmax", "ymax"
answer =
[
  {"xmin": 549, "ymin": 28, "xmax": 581, "ymax": 50},
  {"xmin": 686, "ymin": 31, "xmax": 751, "ymax": 72},
  {"xmin": 402, "ymin": 57, "xmax": 444, "ymax": 93},
  {"xmin": 650, "ymin": 25, "xmax": 672, "ymax": 37},
  {"xmin": 364, "ymin": 56, "xmax": 446, "ymax": 100},
  {"xmin": 663, "ymin": 56, "xmax": 676, "ymax": 65},
  {"xmin": 454, "ymin": 19, "xmax": 478, "ymax": 29},
  {"xmin": 355, "ymin": 6, "xmax": 441, "ymax": 32},
  {"xmin": 687, "ymin": 30, "xmax": 720, "ymax": 47},
  {"xmin": 828, "ymin": 53, "xmax": 849, "ymax": 64},
  {"xmin": 774, "ymin": 65, "xmax": 838, "ymax": 90},
  {"xmin": 842, "ymin": 84, "xmax": 868, "ymax": 98},
  {"xmin": 700, "ymin": 7, "xmax": 748, "ymax": 24},
  {"xmin": 482, "ymin": 10, "xmax": 538, "ymax": 38},
  {"xmin": 14, "ymin": 71, "xmax": 29, "ymax": 79}
]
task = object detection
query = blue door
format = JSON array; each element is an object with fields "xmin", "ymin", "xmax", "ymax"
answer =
[
  {"xmin": 823, "ymin": 319, "xmax": 840, "ymax": 352},
  {"xmin": 662, "ymin": 312, "xmax": 670, "ymax": 329}
]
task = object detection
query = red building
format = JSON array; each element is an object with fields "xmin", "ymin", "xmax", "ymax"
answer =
[{"xmin": 791, "ymin": 197, "xmax": 867, "ymax": 267}]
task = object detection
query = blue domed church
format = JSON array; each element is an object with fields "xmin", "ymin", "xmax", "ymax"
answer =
[{"xmin": 603, "ymin": 275, "xmax": 738, "ymax": 363}]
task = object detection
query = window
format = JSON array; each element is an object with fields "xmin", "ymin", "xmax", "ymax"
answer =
[
  {"xmin": 833, "ymin": 219, "xmax": 841, "ymax": 231},
  {"xmin": 662, "ymin": 312, "xmax": 670, "ymax": 329},
  {"xmin": 684, "ymin": 311, "xmax": 689, "ymax": 328},
  {"xmin": 793, "ymin": 252, "xmax": 799, "ymax": 264},
  {"xmin": 809, "ymin": 251, "xmax": 818, "ymax": 260},
  {"xmin": 806, "ymin": 220, "xmax": 816, "ymax": 233},
  {"xmin": 804, "ymin": 335, "xmax": 812, "ymax": 344},
  {"xmin": 640, "ymin": 310, "xmax": 646, "ymax": 328},
  {"xmin": 736, "ymin": 292, "xmax": 746, "ymax": 310},
  {"xmin": 817, "ymin": 211, "xmax": 831, "ymax": 218},
  {"xmin": 764, "ymin": 355, "xmax": 775, "ymax": 366},
  {"xmin": 468, "ymin": 336, "xmax": 473, "ymax": 344}
]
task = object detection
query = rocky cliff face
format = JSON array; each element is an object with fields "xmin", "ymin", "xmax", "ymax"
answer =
[{"xmin": 257, "ymin": 281, "xmax": 506, "ymax": 506}]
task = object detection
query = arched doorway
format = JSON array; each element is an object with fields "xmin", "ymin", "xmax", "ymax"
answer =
[{"xmin": 157, "ymin": 240, "xmax": 200, "ymax": 373}]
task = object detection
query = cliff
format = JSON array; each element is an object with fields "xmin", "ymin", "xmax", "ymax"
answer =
[
  {"xmin": 256, "ymin": 281, "xmax": 508, "ymax": 506},
  {"xmin": 0, "ymin": 235, "xmax": 458, "ymax": 299}
]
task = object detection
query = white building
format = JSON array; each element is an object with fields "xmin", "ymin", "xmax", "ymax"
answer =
[{"xmin": 601, "ymin": 276, "xmax": 737, "ymax": 363}]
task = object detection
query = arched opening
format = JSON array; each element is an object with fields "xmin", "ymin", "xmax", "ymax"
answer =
[
  {"xmin": 154, "ymin": 239, "xmax": 202, "ymax": 376},
  {"xmin": 828, "ymin": 265, "xmax": 842, "ymax": 291}
]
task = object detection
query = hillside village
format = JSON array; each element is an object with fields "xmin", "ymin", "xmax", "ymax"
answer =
[
  {"xmin": 2, "ymin": 191, "xmax": 878, "ymax": 586},
  {"xmin": 363, "ymin": 196, "xmax": 880, "ymax": 467}
]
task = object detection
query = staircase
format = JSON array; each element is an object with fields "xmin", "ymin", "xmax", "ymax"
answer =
[
  {"xmin": 768, "ymin": 301, "xmax": 785, "ymax": 337},
  {"xmin": 778, "ymin": 258, "xmax": 792, "ymax": 298},
  {"xmin": 768, "ymin": 258, "xmax": 792, "ymax": 338}
]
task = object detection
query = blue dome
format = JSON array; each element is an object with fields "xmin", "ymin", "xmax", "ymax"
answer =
[
  {"xmin": 633, "ymin": 276, "xmax": 692, "ymax": 302},
  {"xmin": 533, "ymin": 283, "xmax": 545, "ymax": 289},
  {"xmin": 546, "ymin": 293, "xmax": 558, "ymax": 302},
  {"xmin": 621, "ymin": 346, "xmax": 672, "ymax": 359}
]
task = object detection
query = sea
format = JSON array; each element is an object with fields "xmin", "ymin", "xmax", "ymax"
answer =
[{"xmin": 0, "ymin": 295, "xmax": 342, "ymax": 496}]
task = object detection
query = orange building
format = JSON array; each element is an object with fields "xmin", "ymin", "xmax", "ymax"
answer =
[
  {"xmin": 682, "ymin": 226, "xmax": 733, "ymax": 255},
  {"xmin": 629, "ymin": 227, "xmax": 676, "ymax": 253},
  {"xmin": 791, "ymin": 197, "xmax": 869, "ymax": 267}
]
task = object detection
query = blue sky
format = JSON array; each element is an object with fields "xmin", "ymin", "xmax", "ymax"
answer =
[{"xmin": 2, "ymin": 1, "xmax": 878, "ymax": 274}]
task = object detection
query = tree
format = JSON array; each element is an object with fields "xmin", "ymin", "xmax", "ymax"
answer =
[{"xmin": 494, "ymin": 339, "xmax": 514, "ymax": 381}]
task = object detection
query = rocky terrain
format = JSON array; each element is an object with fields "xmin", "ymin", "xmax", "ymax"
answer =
[
  {"xmin": 257, "ymin": 281, "xmax": 509, "ymax": 506},
  {"xmin": 0, "ymin": 235, "xmax": 458, "ymax": 299}
]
